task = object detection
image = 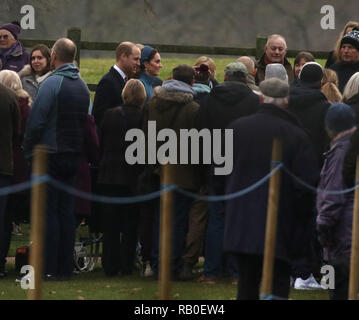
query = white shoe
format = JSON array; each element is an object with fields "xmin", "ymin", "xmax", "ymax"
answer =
[
  {"xmin": 143, "ymin": 262, "xmax": 154, "ymax": 277},
  {"xmin": 294, "ymin": 274, "xmax": 323, "ymax": 290}
]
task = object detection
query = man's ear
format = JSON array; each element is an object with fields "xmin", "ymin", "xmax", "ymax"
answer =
[
  {"xmin": 252, "ymin": 68, "xmax": 257, "ymax": 77},
  {"xmin": 224, "ymin": 74, "xmax": 228, "ymax": 82}
]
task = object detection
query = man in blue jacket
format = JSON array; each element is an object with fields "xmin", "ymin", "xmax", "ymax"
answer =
[{"xmin": 24, "ymin": 38, "xmax": 90, "ymax": 281}]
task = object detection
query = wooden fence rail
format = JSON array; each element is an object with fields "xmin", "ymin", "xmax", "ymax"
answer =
[{"xmin": 20, "ymin": 27, "xmax": 330, "ymax": 92}]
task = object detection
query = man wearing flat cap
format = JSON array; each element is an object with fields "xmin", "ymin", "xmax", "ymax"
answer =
[
  {"xmin": 330, "ymin": 29, "xmax": 359, "ymax": 92},
  {"xmin": 0, "ymin": 22, "xmax": 30, "ymax": 72},
  {"xmin": 219, "ymin": 78, "xmax": 319, "ymax": 299}
]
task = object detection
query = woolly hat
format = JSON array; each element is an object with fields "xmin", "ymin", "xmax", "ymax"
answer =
[
  {"xmin": 0, "ymin": 23, "xmax": 21, "ymax": 40},
  {"xmin": 264, "ymin": 63, "xmax": 288, "ymax": 82},
  {"xmin": 259, "ymin": 78, "xmax": 289, "ymax": 98},
  {"xmin": 325, "ymin": 103, "xmax": 355, "ymax": 133},
  {"xmin": 341, "ymin": 30, "xmax": 359, "ymax": 52},
  {"xmin": 225, "ymin": 61, "xmax": 248, "ymax": 76},
  {"xmin": 140, "ymin": 45, "xmax": 155, "ymax": 66},
  {"xmin": 299, "ymin": 62, "xmax": 323, "ymax": 87}
]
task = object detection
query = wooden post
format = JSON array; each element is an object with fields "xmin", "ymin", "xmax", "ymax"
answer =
[
  {"xmin": 256, "ymin": 35, "xmax": 267, "ymax": 60},
  {"xmin": 349, "ymin": 155, "xmax": 359, "ymax": 299},
  {"xmin": 159, "ymin": 164, "xmax": 174, "ymax": 300},
  {"xmin": 67, "ymin": 27, "xmax": 82, "ymax": 67},
  {"xmin": 260, "ymin": 138, "xmax": 282, "ymax": 299},
  {"xmin": 28, "ymin": 145, "xmax": 48, "ymax": 300}
]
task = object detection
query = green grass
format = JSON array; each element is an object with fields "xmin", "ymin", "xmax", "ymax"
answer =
[
  {"xmin": 4, "ymin": 223, "xmax": 329, "ymax": 300},
  {"xmin": 79, "ymin": 57, "xmax": 327, "ymax": 87}
]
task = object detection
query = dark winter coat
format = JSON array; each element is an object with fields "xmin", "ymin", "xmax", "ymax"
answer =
[
  {"xmin": 343, "ymin": 126, "xmax": 359, "ymax": 188},
  {"xmin": 0, "ymin": 84, "xmax": 19, "ymax": 176},
  {"xmin": 0, "ymin": 41, "xmax": 30, "ymax": 72},
  {"xmin": 74, "ymin": 115, "xmax": 99, "ymax": 217},
  {"xmin": 195, "ymin": 81, "xmax": 260, "ymax": 131},
  {"xmin": 288, "ymin": 82, "xmax": 331, "ymax": 165},
  {"xmin": 92, "ymin": 66, "xmax": 126, "ymax": 127},
  {"xmin": 12, "ymin": 96, "xmax": 30, "ymax": 186},
  {"xmin": 330, "ymin": 61, "xmax": 359, "ymax": 93},
  {"xmin": 144, "ymin": 79, "xmax": 201, "ymax": 191},
  {"xmin": 98, "ymin": 104, "xmax": 143, "ymax": 192},
  {"xmin": 23, "ymin": 63, "xmax": 90, "ymax": 158},
  {"xmin": 344, "ymin": 93, "xmax": 359, "ymax": 124},
  {"xmin": 195, "ymin": 80, "xmax": 260, "ymax": 187},
  {"xmin": 222, "ymin": 104, "xmax": 319, "ymax": 264},
  {"xmin": 317, "ymin": 132, "xmax": 355, "ymax": 262},
  {"xmin": 255, "ymin": 54, "xmax": 294, "ymax": 84}
]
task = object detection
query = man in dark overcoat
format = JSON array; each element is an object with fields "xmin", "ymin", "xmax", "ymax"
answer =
[{"xmin": 221, "ymin": 78, "xmax": 319, "ymax": 299}]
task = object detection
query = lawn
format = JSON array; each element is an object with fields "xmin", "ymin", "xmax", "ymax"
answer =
[
  {"xmin": 79, "ymin": 57, "xmax": 326, "ymax": 89},
  {"xmin": 3, "ymin": 223, "xmax": 329, "ymax": 300}
]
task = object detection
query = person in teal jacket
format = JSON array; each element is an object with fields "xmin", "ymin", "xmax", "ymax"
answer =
[{"xmin": 139, "ymin": 46, "xmax": 163, "ymax": 102}]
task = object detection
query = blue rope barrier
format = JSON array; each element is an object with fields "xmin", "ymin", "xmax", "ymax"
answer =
[
  {"xmin": 0, "ymin": 162, "xmax": 357, "ymax": 203},
  {"xmin": 0, "ymin": 175, "xmax": 49, "ymax": 196},
  {"xmin": 46, "ymin": 177, "xmax": 178, "ymax": 204},
  {"xmin": 176, "ymin": 163, "xmax": 283, "ymax": 201},
  {"xmin": 281, "ymin": 165, "xmax": 357, "ymax": 195}
]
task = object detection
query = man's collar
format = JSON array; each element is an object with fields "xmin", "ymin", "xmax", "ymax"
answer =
[{"xmin": 113, "ymin": 64, "xmax": 127, "ymax": 81}]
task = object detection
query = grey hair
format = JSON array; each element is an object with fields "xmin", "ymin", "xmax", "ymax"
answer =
[
  {"xmin": 343, "ymin": 72, "xmax": 359, "ymax": 101},
  {"xmin": 262, "ymin": 94, "xmax": 288, "ymax": 107}
]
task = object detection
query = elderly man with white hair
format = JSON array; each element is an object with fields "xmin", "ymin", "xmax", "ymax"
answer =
[
  {"xmin": 255, "ymin": 34, "xmax": 294, "ymax": 85},
  {"xmin": 220, "ymin": 78, "xmax": 319, "ymax": 299}
]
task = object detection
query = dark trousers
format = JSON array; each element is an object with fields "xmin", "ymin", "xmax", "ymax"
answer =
[
  {"xmin": 152, "ymin": 191, "xmax": 194, "ymax": 275},
  {"xmin": 204, "ymin": 200, "xmax": 239, "ymax": 279},
  {"xmin": 235, "ymin": 253, "xmax": 291, "ymax": 300},
  {"xmin": 0, "ymin": 175, "xmax": 11, "ymax": 270},
  {"xmin": 182, "ymin": 198, "xmax": 208, "ymax": 266},
  {"xmin": 101, "ymin": 184, "xmax": 140, "ymax": 276},
  {"xmin": 139, "ymin": 199, "xmax": 157, "ymax": 264},
  {"xmin": 44, "ymin": 154, "xmax": 80, "ymax": 278},
  {"xmin": 291, "ymin": 209, "xmax": 322, "ymax": 279},
  {"xmin": 329, "ymin": 258, "xmax": 350, "ymax": 300}
]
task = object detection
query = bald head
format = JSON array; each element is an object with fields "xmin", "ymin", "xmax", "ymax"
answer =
[
  {"xmin": 237, "ymin": 56, "xmax": 256, "ymax": 75},
  {"xmin": 52, "ymin": 38, "xmax": 77, "ymax": 64}
]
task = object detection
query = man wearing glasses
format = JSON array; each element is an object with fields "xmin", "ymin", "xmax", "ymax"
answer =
[{"xmin": 0, "ymin": 22, "xmax": 30, "ymax": 72}]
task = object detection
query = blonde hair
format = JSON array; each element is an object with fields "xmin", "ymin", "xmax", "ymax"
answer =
[
  {"xmin": 0, "ymin": 70, "xmax": 32, "ymax": 106},
  {"xmin": 343, "ymin": 72, "xmax": 359, "ymax": 101},
  {"xmin": 333, "ymin": 21, "xmax": 359, "ymax": 63},
  {"xmin": 194, "ymin": 56, "xmax": 216, "ymax": 80},
  {"xmin": 121, "ymin": 79, "xmax": 146, "ymax": 107},
  {"xmin": 321, "ymin": 69, "xmax": 342, "ymax": 103}
]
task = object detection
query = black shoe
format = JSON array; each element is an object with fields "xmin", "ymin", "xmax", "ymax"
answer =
[
  {"xmin": 43, "ymin": 274, "xmax": 58, "ymax": 281},
  {"xmin": 178, "ymin": 263, "xmax": 195, "ymax": 281}
]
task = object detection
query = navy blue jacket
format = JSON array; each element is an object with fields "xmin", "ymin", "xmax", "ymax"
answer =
[
  {"xmin": 23, "ymin": 63, "xmax": 90, "ymax": 158},
  {"xmin": 92, "ymin": 66, "xmax": 126, "ymax": 127},
  {"xmin": 222, "ymin": 104, "xmax": 319, "ymax": 264}
]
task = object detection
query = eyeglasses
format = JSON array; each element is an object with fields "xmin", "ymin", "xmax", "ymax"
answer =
[{"xmin": 0, "ymin": 35, "xmax": 9, "ymax": 40}]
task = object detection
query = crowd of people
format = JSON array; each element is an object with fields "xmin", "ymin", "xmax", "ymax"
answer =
[{"xmin": 1, "ymin": 20, "xmax": 359, "ymax": 300}]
